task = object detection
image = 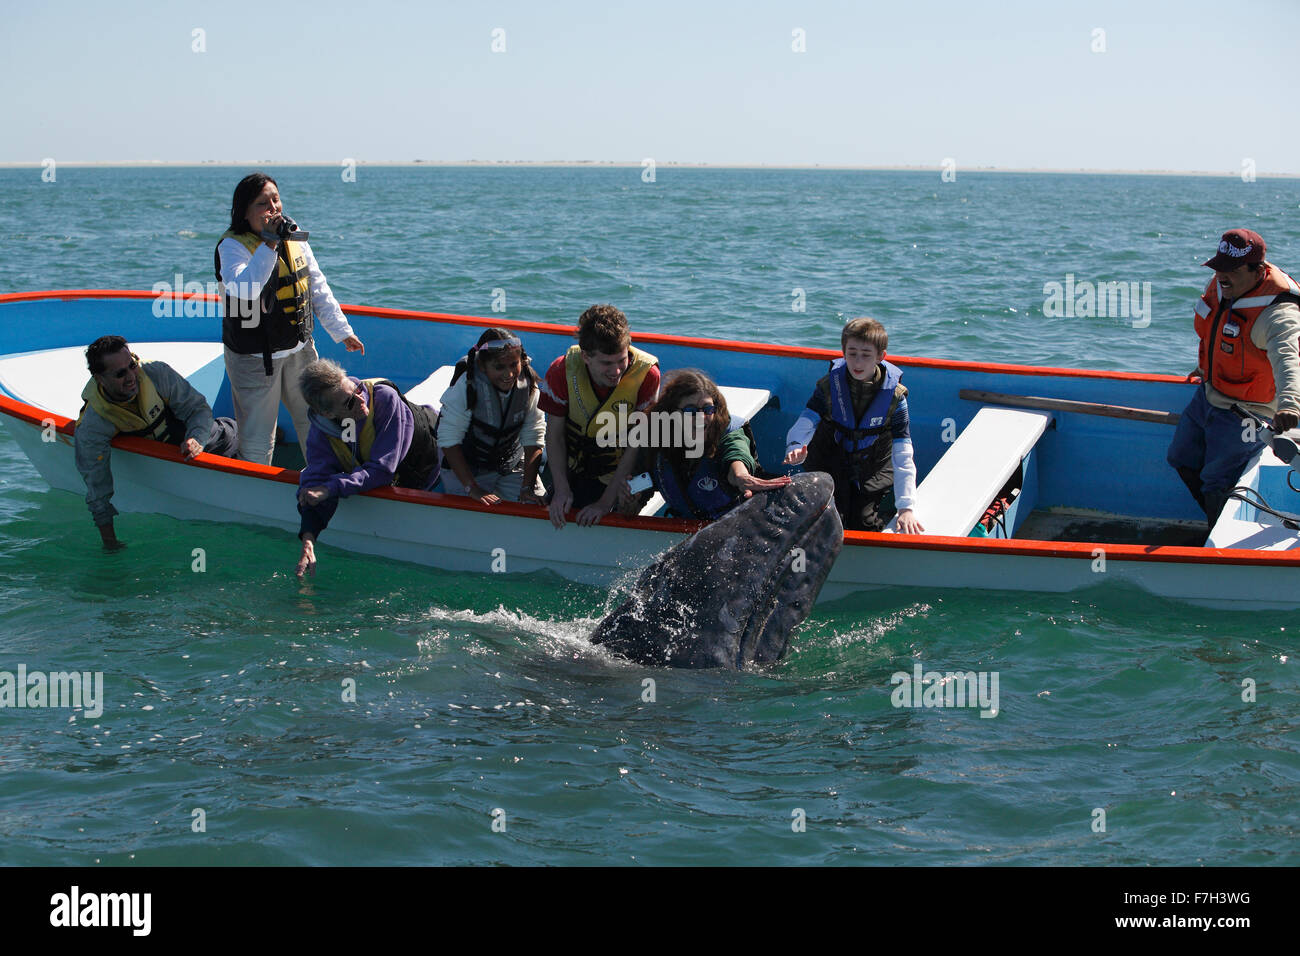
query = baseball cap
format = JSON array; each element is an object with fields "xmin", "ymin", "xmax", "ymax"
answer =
[{"xmin": 1203, "ymin": 228, "xmax": 1266, "ymax": 270}]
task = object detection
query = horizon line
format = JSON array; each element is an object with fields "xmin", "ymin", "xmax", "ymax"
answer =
[{"xmin": 2, "ymin": 160, "xmax": 1297, "ymax": 178}]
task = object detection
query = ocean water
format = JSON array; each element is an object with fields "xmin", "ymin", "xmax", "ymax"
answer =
[{"xmin": 0, "ymin": 166, "xmax": 1298, "ymax": 866}]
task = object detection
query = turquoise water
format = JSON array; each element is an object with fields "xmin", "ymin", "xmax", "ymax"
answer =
[{"xmin": 1, "ymin": 167, "xmax": 1298, "ymax": 865}]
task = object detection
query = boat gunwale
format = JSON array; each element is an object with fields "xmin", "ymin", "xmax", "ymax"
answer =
[
  {"xmin": 4, "ymin": 391, "xmax": 1296, "ymax": 568},
  {"xmin": 0, "ymin": 393, "xmax": 711, "ymax": 535},
  {"xmin": 5, "ymin": 289, "xmax": 1293, "ymax": 568},
  {"xmin": 0, "ymin": 289, "xmax": 1191, "ymax": 383}
]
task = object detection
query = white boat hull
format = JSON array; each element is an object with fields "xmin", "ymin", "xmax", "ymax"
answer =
[
  {"xmin": 7, "ymin": 413, "xmax": 1293, "ymax": 609},
  {"xmin": 4, "ymin": 290, "xmax": 1299, "ymax": 610}
]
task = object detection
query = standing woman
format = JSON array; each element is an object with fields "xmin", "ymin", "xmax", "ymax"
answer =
[{"xmin": 215, "ymin": 172, "xmax": 365, "ymax": 464}]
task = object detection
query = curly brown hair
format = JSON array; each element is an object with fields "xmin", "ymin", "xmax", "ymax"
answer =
[
  {"xmin": 647, "ymin": 369, "xmax": 731, "ymax": 471},
  {"xmin": 577, "ymin": 304, "xmax": 631, "ymax": 354}
]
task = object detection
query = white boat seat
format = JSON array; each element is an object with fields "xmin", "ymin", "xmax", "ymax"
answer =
[
  {"xmin": 404, "ymin": 365, "xmax": 457, "ymax": 417},
  {"xmin": 0, "ymin": 342, "xmax": 225, "ymax": 421},
  {"xmin": 898, "ymin": 406, "xmax": 1053, "ymax": 536},
  {"xmin": 719, "ymin": 384, "xmax": 771, "ymax": 430}
]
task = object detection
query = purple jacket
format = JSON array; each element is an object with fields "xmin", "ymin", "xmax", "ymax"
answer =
[{"xmin": 298, "ymin": 378, "xmax": 439, "ymax": 538}]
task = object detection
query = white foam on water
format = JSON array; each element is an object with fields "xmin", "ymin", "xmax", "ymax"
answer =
[
  {"xmin": 410, "ymin": 603, "xmax": 632, "ymax": 667},
  {"xmin": 823, "ymin": 602, "xmax": 934, "ymax": 649}
]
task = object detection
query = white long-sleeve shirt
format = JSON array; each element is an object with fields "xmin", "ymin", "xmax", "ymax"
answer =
[
  {"xmin": 437, "ymin": 372, "xmax": 546, "ymax": 450},
  {"xmin": 217, "ymin": 238, "xmax": 355, "ymax": 358}
]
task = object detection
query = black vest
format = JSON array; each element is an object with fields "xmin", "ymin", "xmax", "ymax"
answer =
[
  {"xmin": 376, "ymin": 379, "xmax": 440, "ymax": 488},
  {"xmin": 448, "ymin": 360, "xmax": 531, "ymax": 474},
  {"xmin": 215, "ymin": 234, "xmax": 315, "ymax": 375}
]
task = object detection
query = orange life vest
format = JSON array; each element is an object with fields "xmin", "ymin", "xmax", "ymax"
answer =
[{"xmin": 1194, "ymin": 263, "xmax": 1300, "ymax": 404}]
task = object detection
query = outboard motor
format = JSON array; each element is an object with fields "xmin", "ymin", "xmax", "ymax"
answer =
[
  {"xmin": 1231, "ymin": 403, "xmax": 1300, "ymax": 474},
  {"xmin": 1227, "ymin": 404, "xmax": 1300, "ymax": 529}
]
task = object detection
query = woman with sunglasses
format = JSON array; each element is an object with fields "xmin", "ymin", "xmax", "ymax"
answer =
[
  {"xmin": 644, "ymin": 369, "xmax": 790, "ymax": 520},
  {"xmin": 291, "ymin": 359, "xmax": 439, "ymax": 576}
]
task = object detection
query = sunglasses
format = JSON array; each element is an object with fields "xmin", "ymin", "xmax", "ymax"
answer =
[
  {"xmin": 682, "ymin": 403, "xmax": 716, "ymax": 416},
  {"xmin": 104, "ymin": 358, "xmax": 139, "ymax": 380},
  {"xmin": 322, "ymin": 386, "xmax": 360, "ymax": 419}
]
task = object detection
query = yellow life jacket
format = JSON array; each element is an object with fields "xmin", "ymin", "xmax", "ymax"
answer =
[
  {"xmin": 216, "ymin": 229, "xmax": 314, "ymax": 373},
  {"xmin": 325, "ymin": 379, "xmax": 440, "ymax": 487},
  {"xmin": 77, "ymin": 358, "xmax": 184, "ymax": 443},
  {"xmin": 563, "ymin": 344, "xmax": 658, "ymax": 481}
]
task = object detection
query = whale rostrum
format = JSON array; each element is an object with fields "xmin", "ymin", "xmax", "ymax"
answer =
[{"xmin": 590, "ymin": 471, "xmax": 843, "ymax": 668}]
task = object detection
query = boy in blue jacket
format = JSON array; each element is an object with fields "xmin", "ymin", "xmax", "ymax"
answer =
[{"xmin": 784, "ymin": 318, "xmax": 923, "ymax": 533}]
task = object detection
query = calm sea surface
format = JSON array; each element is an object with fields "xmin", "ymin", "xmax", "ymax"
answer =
[{"xmin": 0, "ymin": 167, "xmax": 1297, "ymax": 865}]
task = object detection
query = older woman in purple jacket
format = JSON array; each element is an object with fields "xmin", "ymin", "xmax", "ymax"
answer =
[{"xmin": 293, "ymin": 359, "xmax": 440, "ymax": 576}]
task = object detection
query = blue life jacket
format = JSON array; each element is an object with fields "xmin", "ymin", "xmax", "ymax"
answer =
[
  {"xmin": 814, "ymin": 359, "xmax": 905, "ymax": 493},
  {"xmin": 827, "ymin": 358, "xmax": 901, "ymax": 446},
  {"xmin": 653, "ymin": 454, "xmax": 739, "ymax": 520}
]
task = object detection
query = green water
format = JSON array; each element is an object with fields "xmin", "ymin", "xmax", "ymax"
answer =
[{"xmin": 1, "ymin": 167, "xmax": 1298, "ymax": 864}]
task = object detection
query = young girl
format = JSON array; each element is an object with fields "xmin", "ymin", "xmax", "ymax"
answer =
[
  {"xmin": 645, "ymin": 369, "xmax": 789, "ymax": 519},
  {"xmin": 437, "ymin": 328, "xmax": 545, "ymax": 505}
]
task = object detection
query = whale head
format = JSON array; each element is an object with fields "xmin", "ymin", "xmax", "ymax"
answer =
[{"xmin": 590, "ymin": 471, "xmax": 843, "ymax": 668}]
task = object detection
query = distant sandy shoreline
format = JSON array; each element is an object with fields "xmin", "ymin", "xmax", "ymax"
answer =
[{"xmin": 2, "ymin": 160, "xmax": 1297, "ymax": 178}]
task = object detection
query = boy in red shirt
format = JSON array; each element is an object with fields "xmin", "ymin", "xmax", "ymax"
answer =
[{"xmin": 539, "ymin": 304, "xmax": 660, "ymax": 527}]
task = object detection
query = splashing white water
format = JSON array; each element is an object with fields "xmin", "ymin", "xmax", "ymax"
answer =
[{"xmin": 410, "ymin": 603, "xmax": 638, "ymax": 667}]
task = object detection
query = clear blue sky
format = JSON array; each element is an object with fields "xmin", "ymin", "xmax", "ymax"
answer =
[{"xmin": 4, "ymin": 0, "xmax": 1298, "ymax": 173}]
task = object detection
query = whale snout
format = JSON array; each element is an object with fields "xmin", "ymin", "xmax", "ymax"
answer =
[{"xmin": 590, "ymin": 472, "xmax": 844, "ymax": 669}]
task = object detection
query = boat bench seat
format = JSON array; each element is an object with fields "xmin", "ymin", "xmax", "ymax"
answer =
[
  {"xmin": 719, "ymin": 385, "xmax": 773, "ymax": 430},
  {"xmin": 404, "ymin": 365, "xmax": 457, "ymax": 416},
  {"xmin": 0, "ymin": 342, "xmax": 226, "ymax": 422},
  {"xmin": 636, "ymin": 384, "xmax": 774, "ymax": 517},
  {"xmin": 900, "ymin": 406, "xmax": 1053, "ymax": 536}
]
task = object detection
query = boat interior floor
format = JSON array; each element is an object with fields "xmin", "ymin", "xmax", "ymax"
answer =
[
  {"xmin": 1016, "ymin": 509, "xmax": 1208, "ymax": 547},
  {"xmin": 270, "ymin": 441, "xmax": 305, "ymax": 472}
]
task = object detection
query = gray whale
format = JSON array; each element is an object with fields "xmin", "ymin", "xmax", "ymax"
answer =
[{"xmin": 590, "ymin": 471, "xmax": 843, "ymax": 668}]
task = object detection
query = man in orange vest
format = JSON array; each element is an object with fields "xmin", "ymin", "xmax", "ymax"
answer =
[{"xmin": 1168, "ymin": 229, "xmax": 1300, "ymax": 525}]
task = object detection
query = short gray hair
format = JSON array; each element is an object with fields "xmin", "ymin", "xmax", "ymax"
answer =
[{"xmin": 299, "ymin": 358, "xmax": 348, "ymax": 413}]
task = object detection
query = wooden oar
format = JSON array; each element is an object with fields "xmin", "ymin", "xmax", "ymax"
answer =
[{"xmin": 958, "ymin": 389, "xmax": 1180, "ymax": 425}]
